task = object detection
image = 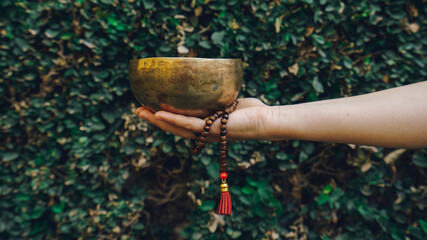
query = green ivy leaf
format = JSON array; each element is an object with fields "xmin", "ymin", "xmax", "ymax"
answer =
[
  {"xmin": 31, "ymin": 206, "xmax": 46, "ymax": 219},
  {"xmin": 199, "ymin": 41, "xmax": 212, "ymax": 49},
  {"xmin": 246, "ymin": 177, "xmax": 258, "ymax": 187},
  {"xmin": 201, "ymin": 155, "xmax": 211, "ymax": 166},
  {"xmin": 413, "ymin": 154, "xmax": 427, "ymax": 168},
  {"xmin": 2, "ymin": 152, "xmax": 19, "ymax": 162},
  {"xmin": 312, "ymin": 34, "xmax": 325, "ymax": 44},
  {"xmin": 51, "ymin": 201, "xmax": 66, "ymax": 214},
  {"xmin": 242, "ymin": 186, "xmax": 256, "ymax": 195},
  {"xmin": 317, "ymin": 193, "xmax": 329, "ymax": 205},
  {"xmin": 312, "ymin": 77, "xmax": 324, "ymax": 93},
  {"xmin": 199, "ymin": 200, "xmax": 215, "ymax": 212},
  {"xmin": 211, "ymin": 31, "xmax": 225, "ymax": 45},
  {"xmin": 323, "ymin": 184, "xmax": 332, "ymax": 194},
  {"xmin": 275, "ymin": 152, "xmax": 288, "ymax": 161},
  {"xmin": 206, "ymin": 162, "xmax": 219, "ymax": 179},
  {"xmin": 419, "ymin": 219, "xmax": 427, "ymax": 234}
]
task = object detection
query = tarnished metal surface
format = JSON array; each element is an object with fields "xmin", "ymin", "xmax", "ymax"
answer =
[{"xmin": 129, "ymin": 57, "xmax": 242, "ymax": 117}]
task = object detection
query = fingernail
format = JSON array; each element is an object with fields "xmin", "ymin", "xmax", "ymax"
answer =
[{"xmin": 138, "ymin": 110, "xmax": 148, "ymax": 119}]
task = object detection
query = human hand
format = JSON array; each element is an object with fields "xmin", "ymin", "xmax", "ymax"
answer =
[{"xmin": 135, "ymin": 98, "xmax": 273, "ymax": 142}]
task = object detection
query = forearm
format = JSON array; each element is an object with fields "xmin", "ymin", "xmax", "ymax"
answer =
[{"xmin": 268, "ymin": 82, "xmax": 427, "ymax": 148}]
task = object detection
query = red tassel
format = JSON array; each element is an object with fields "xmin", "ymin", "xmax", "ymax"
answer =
[{"xmin": 216, "ymin": 179, "xmax": 232, "ymax": 215}]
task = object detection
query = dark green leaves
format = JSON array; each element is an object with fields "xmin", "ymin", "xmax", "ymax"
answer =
[
  {"xmin": 413, "ymin": 151, "xmax": 427, "ymax": 168},
  {"xmin": 2, "ymin": 0, "xmax": 426, "ymax": 239}
]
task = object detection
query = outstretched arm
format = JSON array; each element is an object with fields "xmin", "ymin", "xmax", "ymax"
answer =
[
  {"xmin": 270, "ymin": 81, "xmax": 427, "ymax": 148},
  {"xmin": 136, "ymin": 81, "xmax": 427, "ymax": 148}
]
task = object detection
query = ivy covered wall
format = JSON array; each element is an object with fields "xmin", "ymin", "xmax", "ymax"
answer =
[{"xmin": 1, "ymin": 0, "xmax": 426, "ymax": 239}]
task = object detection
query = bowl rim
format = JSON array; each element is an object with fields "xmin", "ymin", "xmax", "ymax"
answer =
[{"xmin": 130, "ymin": 57, "xmax": 241, "ymax": 62}]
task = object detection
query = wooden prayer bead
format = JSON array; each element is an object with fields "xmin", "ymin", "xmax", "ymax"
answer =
[
  {"xmin": 220, "ymin": 125, "xmax": 226, "ymax": 130},
  {"xmin": 209, "ymin": 116, "xmax": 216, "ymax": 121},
  {"xmin": 204, "ymin": 125, "xmax": 210, "ymax": 131},
  {"xmin": 221, "ymin": 119, "xmax": 228, "ymax": 124},
  {"xmin": 220, "ymin": 136, "xmax": 226, "ymax": 141},
  {"xmin": 206, "ymin": 119, "xmax": 213, "ymax": 125},
  {"xmin": 223, "ymin": 113, "xmax": 229, "ymax": 119},
  {"xmin": 201, "ymin": 131, "xmax": 209, "ymax": 137},
  {"xmin": 220, "ymin": 130, "xmax": 227, "ymax": 136}
]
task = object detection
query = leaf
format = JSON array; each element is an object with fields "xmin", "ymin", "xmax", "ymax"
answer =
[
  {"xmin": 275, "ymin": 152, "xmax": 288, "ymax": 161},
  {"xmin": 177, "ymin": 45, "xmax": 189, "ymax": 54},
  {"xmin": 226, "ymin": 228, "xmax": 242, "ymax": 239},
  {"xmin": 206, "ymin": 162, "xmax": 219, "ymax": 179},
  {"xmin": 101, "ymin": 110, "xmax": 117, "ymax": 124},
  {"xmin": 194, "ymin": 6, "xmax": 203, "ymax": 16},
  {"xmin": 413, "ymin": 154, "xmax": 427, "ymax": 168},
  {"xmin": 3, "ymin": 152, "xmax": 19, "ymax": 162},
  {"xmin": 312, "ymin": 34, "xmax": 325, "ymax": 44},
  {"xmin": 242, "ymin": 186, "xmax": 256, "ymax": 195},
  {"xmin": 199, "ymin": 200, "xmax": 215, "ymax": 211},
  {"xmin": 31, "ymin": 206, "xmax": 46, "ymax": 219},
  {"xmin": 51, "ymin": 201, "xmax": 66, "ymax": 214},
  {"xmin": 305, "ymin": 27, "xmax": 314, "ymax": 37},
  {"xmin": 408, "ymin": 226, "xmax": 423, "ymax": 239},
  {"xmin": 246, "ymin": 177, "xmax": 258, "ymax": 187},
  {"xmin": 361, "ymin": 162, "xmax": 372, "ymax": 173},
  {"xmin": 312, "ymin": 77, "xmax": 324, "ymax": 93},
  {"xmin": 323, "ymin": 184, "xmax": 332, "ymax": 194},
  {"xmin": 201, "ymin": 155, "xmax": 211, "ymax": 165},
  {"xmin": 45, "ymin": 29, "xmax": 59, "ymax": 38},
  {"xmin": 419, "ymin": 219, "xmax": 427, "ymax": 234},
  {"xmin": 211, "ymin": 31, "xmax": 225, "ymax": 45},
  {"xmin": 343, "ymin": 57, "xmax": 353, "ymax": 69},
  {"xmin": 288, "ymin": 63, "xmax": 299, "ymax": 75},
  {"xmin": 198, "ymin": 40, "xmax": 211, "ymax": 49},
  {"xmin": 317, "ymin": 193, "xmax": 329, "ymax": 205},
  {"xmin": 275, "ymin": 17, "xmax": 282, "ymax": 33},
  {"xmin": 384, "ymin": 149, "xmax": 406, "ymax": 164},
  {"xmin": 142, "ymin": 0, "xmax": 155, "ymax": 9}
]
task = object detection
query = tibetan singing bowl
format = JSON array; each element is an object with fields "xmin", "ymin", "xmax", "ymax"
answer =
[{"xmin": 129, "ymin": 57, "xmax": 242, "ymax": 117}]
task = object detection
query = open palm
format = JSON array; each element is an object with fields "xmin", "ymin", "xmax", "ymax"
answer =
[{"xmin": 135, "ymin": 98, "xmax": 272, "ymax": 141}]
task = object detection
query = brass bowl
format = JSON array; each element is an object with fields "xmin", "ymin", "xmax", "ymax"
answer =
[{"xmin": 129, "ymin": 57, "xmax": 242, "ymax": 117}]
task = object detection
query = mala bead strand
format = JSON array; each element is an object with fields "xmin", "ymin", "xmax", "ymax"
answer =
[
  {"xmin": 190, "ymin": 99, "xmax": 238, "ymax": 215},
  {"xmin": 215, "ymin": 99, "xmax": 238, "ymax": 215}
]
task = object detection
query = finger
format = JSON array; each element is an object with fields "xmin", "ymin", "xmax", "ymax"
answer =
[
  {"xmin": 154, "ymin": 111, "xmax": 205, "ymax": 133},
  {"xmin": 135, "ymin": 107, "xmax": 144, "ymax": 115},
  {"xmin": 137, "ymin": 109, "xmax": 196, "ymax": 139}
]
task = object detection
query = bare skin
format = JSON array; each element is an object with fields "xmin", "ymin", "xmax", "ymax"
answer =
[{"xmin": 136, "ymin": 81, "xmax": 427, "ymax": 148}]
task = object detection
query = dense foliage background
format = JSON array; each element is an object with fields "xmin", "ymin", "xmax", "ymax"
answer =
[{"xmin": 1, "ymin": 0, "xmax": 427, "ymax": 239}]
